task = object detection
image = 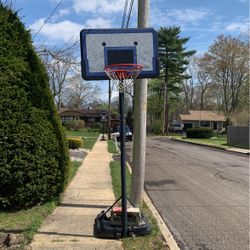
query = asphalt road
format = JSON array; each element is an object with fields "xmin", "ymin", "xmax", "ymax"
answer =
[{"xmin": 125, "ymin": 137, "xmax": 249, "ymax": 250}]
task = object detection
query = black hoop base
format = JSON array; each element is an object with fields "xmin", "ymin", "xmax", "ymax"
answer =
[{"xmin": 93, "ymin": 196, "xmax": 151, "ymax": 239}]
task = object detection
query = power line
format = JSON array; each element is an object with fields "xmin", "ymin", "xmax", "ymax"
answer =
[
  {"xmin": 121, "ymin": 0, "xmax": 129, "ymax": 28},
  {"xmin": 33, "ymin": 0, "xmax": 64, "ymax": 39},
  {"xmin": 121, "ymin": 0, "xmax": 135, "ymax": 29},
  {"xmin": 125, "ymin": 0, "xmax": 134, "ymax": 28}
]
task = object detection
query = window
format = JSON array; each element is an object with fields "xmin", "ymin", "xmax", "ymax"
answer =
[
  {"xmin": 201, "ymin": 121, "xmax": 210, "ymax": 127},
  {"xmin": 61, "ymin": 116, "xmax": 74, "ymax": 123},
  {"xmin": 87, "ymin": 117, "xmax": 95, "ymax": 122}
]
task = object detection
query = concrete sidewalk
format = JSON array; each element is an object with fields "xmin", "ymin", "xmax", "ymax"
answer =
[{"xmin": 30, "ymin": 138, "xmax": 122, "ymax": 250}]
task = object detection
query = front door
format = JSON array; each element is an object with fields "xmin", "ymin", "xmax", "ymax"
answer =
[{"xmin": 213, "ymin": 122, "xmax": 217, "ymax": 130}]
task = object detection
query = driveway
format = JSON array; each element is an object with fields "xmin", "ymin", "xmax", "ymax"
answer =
[{"xmin": 125, "ymin": 137, "xmax": 249, "ymax": 250}]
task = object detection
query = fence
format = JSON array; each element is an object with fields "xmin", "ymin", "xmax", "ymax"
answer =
[{"xmin": 227, "ymin": 126, "xmax": 249, "ymax": 148}]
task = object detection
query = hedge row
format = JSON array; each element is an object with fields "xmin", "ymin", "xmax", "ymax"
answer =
[
  {"xmin": 64, "ymin": 120, "xmax": 85, "ymax": 130},
  {"xmin": 186, "ymin": 128, "xmax": 213, "ymax": 139},
  {"xmin": 0, "ymin": 4, "xmax": 69, "ymax": 209}
]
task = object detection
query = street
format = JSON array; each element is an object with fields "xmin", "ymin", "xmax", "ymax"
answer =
[{"xmin": 125, "ymin": 137, "xmax": 249, "ymax": 250}]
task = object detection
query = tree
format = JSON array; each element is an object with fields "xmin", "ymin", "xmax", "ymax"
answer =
[
  {"xmin": 148, "ymin": 79, "xmax": 164, "ymax": 117},
  {"xmin": 182, "ymin": 58, "xmax": 195, "ymax": 112},
  {"xmin": 38, "ymin": 43, "xmax": 79, "ymax": 109},
  {"xmin": 195, "ymin": 56, "xmax": 213, "ymax": 110},
  {"xmin": 157, "ymin": 27, "xmax": 196, "ymax": 134},
  {"xmin": 203, "ymin": 35, "xmax": 249, "ymax": 125},
  {"xmin": 63, "ymin": 75, "xmax": 101, "ymax": 109},
  {"xmin": 0, "ymin": 3, "xmax": 69, "ymax": 209}
]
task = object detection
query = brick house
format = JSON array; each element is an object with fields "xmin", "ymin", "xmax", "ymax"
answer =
[{"xmin": 58, "ymin": 108, "xmax": 119, "ymax": 128}]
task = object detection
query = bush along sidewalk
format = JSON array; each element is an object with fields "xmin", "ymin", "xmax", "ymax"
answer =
[
  {"xmin": 0, "ymin": 3, "xmax": 71, "ymax": 248},
  {"xmin": 0, "ymin": 160, "xmax": 82, "ymax": 249},
  {"xmin": 65, "ymin": 128, "xmax": 100, "ymax": 150},
  {"xmin": 108, "ymin": 140, "xmax": 168, "ymax": 249}
]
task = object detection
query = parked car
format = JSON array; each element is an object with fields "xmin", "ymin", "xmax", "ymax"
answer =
[
  {"xmin": 169, "ymin": 123, "xmax": 183, "ymax": 134},
  {"xmin": 111, "ymin": 126, "xmax": 133, "ymax": 141}
]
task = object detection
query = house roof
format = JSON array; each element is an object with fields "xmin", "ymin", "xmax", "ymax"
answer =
[
  {"xmin": 58, "ymin": 108, "xmax": 104, "ymax": 117},
  {"xmin": 180, "ymin": 110, "xmax": 226, "ymax": 122},
  {"xmin": 58, "ymin": 108, "xmax": 120, "ymax": 120}
]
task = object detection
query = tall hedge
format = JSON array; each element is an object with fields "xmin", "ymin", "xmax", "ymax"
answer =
[{"xmin": 0, "ymin": 4, "xmax": 70, "ymax": 209}]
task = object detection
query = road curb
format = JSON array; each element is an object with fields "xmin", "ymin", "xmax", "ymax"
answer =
[
  {"xmin": 113, "ymin": 139, "xmax": 180, "ymax": 249},
  {"xmin": 126, "ymin": 162, "xmax": 180, "ymax": 250},
  {"xmin": 171, "ymin": 138, "xmax": 249, "ymax": 155}
]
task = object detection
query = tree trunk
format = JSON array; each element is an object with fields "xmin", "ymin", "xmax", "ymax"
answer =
[
  {"xmin": 162, "ymin": 80, "xmax": 167, "ymax": 135},
  {"xmin": 164, "ymin": 71, "xmax": 169, "ymax": 135}
]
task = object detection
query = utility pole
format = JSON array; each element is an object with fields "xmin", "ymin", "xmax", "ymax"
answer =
[{"xmin": 131, "ymin": 0, "xmax": 149, "ymax": 207}]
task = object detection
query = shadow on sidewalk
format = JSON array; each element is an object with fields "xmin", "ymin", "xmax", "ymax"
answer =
[
  {"xmin": 59, "ymin": 203, "xmax": 108, "ymax": 209},
  {"xmin": 37, "ymin": 231, "xmax": 93, "ymax": 238}
]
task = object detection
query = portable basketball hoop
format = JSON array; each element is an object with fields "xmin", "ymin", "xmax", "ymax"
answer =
[
  {"xmin": 80, "ymin": 28, "xmax": 158, "ymax": 239},
  {"xmin": 104, "ymin": 63, "xmax": 143, "ymax": 92},
  {"xmin": 93, "ymin": 63, "xmax": 151, "ymax": 239}
]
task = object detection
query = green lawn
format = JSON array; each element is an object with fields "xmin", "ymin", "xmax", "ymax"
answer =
[
  {"xmin": 110, "ymin": 161, "xmax": 168, "ymax": 250},
  {"xmin": 0, "ymin": 129, "xmax": 97, "ymax": 245},
  {"xmin": 108, "ymin": 140, "xmax": 118, "ymax": 154},
  {"xmin": 65, "ymin": 128, "xmax": 99, "ymax": 150},
  {"xmin": 171, "ymin": 135, "xmax": 228, "ymax": 148},
  {"xmin": 0, "ymin": 160, "xmax": 82, "ymax": 243},
  {"xmin": 68, "ymin": 161, "xmax": 82, "ymax": 183},
  {"xmin": 171, "ymin": 135, "xmax": 250, "ymax": 149}
]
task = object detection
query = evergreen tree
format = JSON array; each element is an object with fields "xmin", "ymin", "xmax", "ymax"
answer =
[
  {"xmin": 0, "ymin": 3, "xmax": 69, "ymax": 209},
  {"xmin": 157, "ymin": 27, "xmax": 196, "ymax": 134}
]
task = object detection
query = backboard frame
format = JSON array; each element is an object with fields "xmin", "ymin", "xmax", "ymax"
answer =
[{"xmin": 80, "ymin": 28, "xmax": 159, "ymax": 80}]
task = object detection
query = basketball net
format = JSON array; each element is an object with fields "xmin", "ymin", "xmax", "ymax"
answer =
[{"xmin": 104, "ymin": 64, "xmax": 143, "ymax": 92}]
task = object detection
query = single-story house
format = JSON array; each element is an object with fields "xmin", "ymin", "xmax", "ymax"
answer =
[
  {"xmin": 179, "ymin": 110, "xmax": 226, "ymax": 132},
  {"xmin": 58, "ymin": 108, "xmax": 119, "ymax": 128}
]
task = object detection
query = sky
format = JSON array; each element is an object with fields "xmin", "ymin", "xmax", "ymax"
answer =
[{"xmin": 11, "ymin": 0, "xmax": 249, "ymax": 100}]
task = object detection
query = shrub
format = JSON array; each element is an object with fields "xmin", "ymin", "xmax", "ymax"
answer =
[
  {"xmin": 92, "ymin": 122, "xmax": 102, "ymax": 130},
  {"xmin": 67, "ymin": 137, "xmax": 83, "ymax": 149},
  {"xmin": 0, "ymin": 4, "xmax": 69, "ymax": 209},
  {"xmin": 151, "ymin": 119, "xmax": 162, "ymax": 135},
  {"xmin": 64, "ymin": 120, "xmax": 85, "ymax": 130},
  {"xmin": 74, "ymin": 120, "xmax": 85, "ymax": 130},
  {"xmin": 186, "ymin": 128, "xmax": 213, "ymax": 139}
]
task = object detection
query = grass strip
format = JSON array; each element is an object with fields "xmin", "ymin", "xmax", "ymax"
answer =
[
  {"xmin": 0, "ymin": 160, "xmax": 82, "ymax": 243},
  {"xmin": 170, "ymin": 135, "xmax": 229, "ymax": 149},
  {"xmin": 68, "ymin": 161, "xmax": 82, "ymax": 184},
  {"xmin": 108, "ymin": 140, "xmax": 118, "ymax": 154},
  {"xmin": 109, "ymin": 160, "xmax": 168, "ymax": 249}
]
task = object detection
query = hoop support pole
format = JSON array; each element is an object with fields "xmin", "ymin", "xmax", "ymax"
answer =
[{"xmin": 119, "ymin": 80, "xmax": 127, "ymax": 237}]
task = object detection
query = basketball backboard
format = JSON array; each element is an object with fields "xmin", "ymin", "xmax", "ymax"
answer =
[{"xmin": 80, "ymin": 28, "xmax": 159, "ymax": 80}]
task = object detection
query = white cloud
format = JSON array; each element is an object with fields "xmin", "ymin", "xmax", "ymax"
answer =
[
  {"xmin": 72, "ymin": 0, "xmax": 125, "ymax": 14},
  {"xmin": 85, "ymin": 17, "xmax": 112, "ymax": 28},
  {"xmin": 30, "ymin": 19, "xmax": 83, "ymax": 42},
  {"xmin": 225, "ymin": 19, "xmax": 249, "ymax": 33},
  {"xmin": 58, "ymin": 8, "xmax": 71, "ymax": 17},
  {"xmin": 29, "ymin": 16, "xmax": 113, "ymax": 42},
  {"xmin": 151, "ymin": 8, "xmax": 212, "ymax": 28},
  {"xmin": 169, "ymin": 9, "xmax": 211, "ymax": 23}
]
